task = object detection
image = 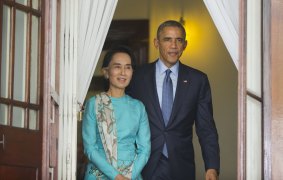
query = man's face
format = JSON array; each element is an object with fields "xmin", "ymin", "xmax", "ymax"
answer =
[{"xmin": 154, "ymin": 26, "xmax": 187, "ymax": 68}]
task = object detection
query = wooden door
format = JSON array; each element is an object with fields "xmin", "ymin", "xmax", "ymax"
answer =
[
  {"xmin": 0, "ymin": 127, "xmax": 41, "ymax": 179},
  {"xmin": 0, "ymin": 0, "xmax": 45, "ymax": 179},
  {"xmin": 239, "ymin": 0, "xmax": 283, "ymax": 179},
  {"xmin": 265, "ymin": 0, "xmax": 283, "ymax": 178}
]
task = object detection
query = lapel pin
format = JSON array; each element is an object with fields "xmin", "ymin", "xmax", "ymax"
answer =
[{"xmin": 183, "ymin": 80, "xmax": 188, "ymax": 83}]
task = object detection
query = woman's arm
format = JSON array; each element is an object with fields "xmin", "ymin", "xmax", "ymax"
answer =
[
  {"xmin": 131, "ymin": 103, "xmax": 151, "ymax": 179},
  {"xmin": 82, "ymin": 98, "xmax": 119, "ymax": 180}
]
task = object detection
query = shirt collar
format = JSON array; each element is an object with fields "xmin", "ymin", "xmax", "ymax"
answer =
[{"xmin": 156, "ymin": 59, "xmax": 179, "ymax": 76}]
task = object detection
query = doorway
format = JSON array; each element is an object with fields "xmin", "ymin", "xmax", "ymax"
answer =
[{"xmin": 76, "ymin": 19, "xmax": 149, "ymax": 180}]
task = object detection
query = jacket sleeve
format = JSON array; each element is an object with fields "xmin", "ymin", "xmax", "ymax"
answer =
[
  {"xmin": 82, "ymin": 98, "xmax": 119, "ymax": 180},
  {"xmin": 131, "ymin": 102, "xmax": 151, "ymax": 179},
  {"xmin": 195, "ymin": 75, "xmax": 220, "ymax": 172}
]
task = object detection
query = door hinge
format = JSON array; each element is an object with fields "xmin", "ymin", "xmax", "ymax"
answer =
[
  {"xmin": 0, "ymin": 134, "xmax": 4, "ymax": 150},
  {"xmin": 49, "ymin": 167, "xmax": 54, "ymax": 180}
]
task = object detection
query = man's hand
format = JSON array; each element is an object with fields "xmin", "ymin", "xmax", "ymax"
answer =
[
  {"xmin": 115, "ymin": 174, "xmax": 130, "ymax": 180},
  {"xmin": 205, "ymin": 169, "xmax": 218, "ymax": 180}
]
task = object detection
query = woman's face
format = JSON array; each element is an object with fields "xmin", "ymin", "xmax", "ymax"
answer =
[{"xmin": 104, "ymin": 52, "xmax": 133, "ymax": 91}]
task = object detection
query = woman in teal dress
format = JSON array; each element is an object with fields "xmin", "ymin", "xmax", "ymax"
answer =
[{"xmin": 82, "ymin": 45, "xmax": 151, "ymax": 180}]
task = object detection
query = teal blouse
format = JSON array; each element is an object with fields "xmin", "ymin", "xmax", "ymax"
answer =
[{"xmin": 82, "ymin": 94, "xmax": 151, "ymax": 180}]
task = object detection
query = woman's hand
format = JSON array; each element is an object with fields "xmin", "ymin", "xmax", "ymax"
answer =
[{"xmin": 115, "ymin": 174, "xmax": 130, "ymax": 180}]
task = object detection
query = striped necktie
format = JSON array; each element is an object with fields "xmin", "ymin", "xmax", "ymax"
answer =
[
  {"xmin": 161, "ymin": 69, "xmax": 173, "ymax": 157},
  {"xmin": 162, "ymin": 69, "xmax": 173, "ymax": 126}
]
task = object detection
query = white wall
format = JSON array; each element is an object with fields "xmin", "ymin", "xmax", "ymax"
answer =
[{"xmin": 113, "ymin": 0, "xmax": 149, "ymax": 20}]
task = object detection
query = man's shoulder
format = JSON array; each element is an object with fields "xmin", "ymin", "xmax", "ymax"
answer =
[
  {"xmin": 135, "ymin": 61, "xmax": 155, "ymax": 73},
  {"xmin": 180, "ymin": 63, "xmax": 207, "ymax": 77}
]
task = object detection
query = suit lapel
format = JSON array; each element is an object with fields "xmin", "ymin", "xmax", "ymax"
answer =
[
  {"xmin": 167, "ymin": 63, "xmax": 191, "ymax": 127},
  {"xmin": 144, "ymin": 62, "xmax": 165, "ymax": 128}
]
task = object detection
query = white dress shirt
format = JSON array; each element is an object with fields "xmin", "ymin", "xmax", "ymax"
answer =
[{"xmin": 155, "ymin": 59, "xmax": 179, "ymax": 107}]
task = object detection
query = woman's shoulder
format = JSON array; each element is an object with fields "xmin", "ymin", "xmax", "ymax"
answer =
[
  {"xmin": 85, "ymin": 96, "xmax": 96, "ymax": 104},
  {"xmin": 125, "ymin": 94, "xmax": 145, "ymax": 108},
  {"xmin": 83, "ymin": 96, "xmax": 95, "ymax": 110},
  {"xmin": 85, "ymin": 93, "xmax": 105, "ymax": 104}
]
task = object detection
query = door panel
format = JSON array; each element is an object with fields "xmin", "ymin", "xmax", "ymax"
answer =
[
  {"xmin": 0, "ymin": 126, "xmax": 41, "ymax": 166},
  {"xmin": 0, "ymin": 165, "xmax": 38, "ymax": 180},
  {"xmin": 0, "ymin": 126, "xmax": 41, "ymax": 180}
]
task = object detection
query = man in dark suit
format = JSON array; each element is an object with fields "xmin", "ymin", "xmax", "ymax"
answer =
[{"xmin": 129, "ymin": 20, "xmax": 220, "ymax": 180}]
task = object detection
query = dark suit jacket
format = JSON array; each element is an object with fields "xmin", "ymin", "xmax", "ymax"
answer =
[{"xmin": 129, "ymin": 61, "xmax": 220, "ymax": 180}]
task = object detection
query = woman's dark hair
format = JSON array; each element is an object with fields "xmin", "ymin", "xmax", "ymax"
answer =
[
  {"xmin": 102, "ymin": 45, "xmax": 136, "ymax": 69},
  {"xmin": 102, "ymin": 45, "xmax": 136, "ymax": 91}
]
